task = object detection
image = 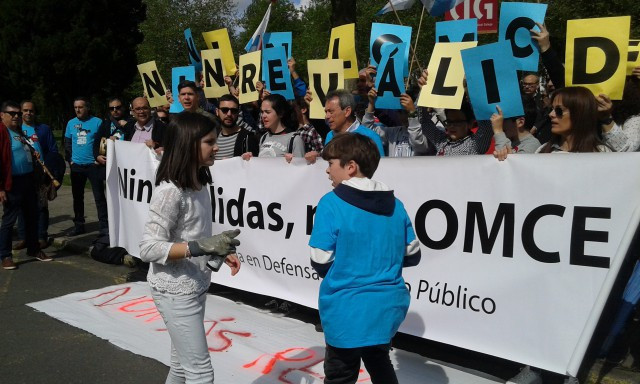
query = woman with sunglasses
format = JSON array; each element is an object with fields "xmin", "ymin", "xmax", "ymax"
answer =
[{"xmin": 537, "ymin": 86, "xmax": 615, "ymax": 153}]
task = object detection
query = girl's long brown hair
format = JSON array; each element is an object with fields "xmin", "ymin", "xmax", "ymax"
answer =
[{"xmin": 155, "ymin": 112, "xmax": 218, "ymax": 189}]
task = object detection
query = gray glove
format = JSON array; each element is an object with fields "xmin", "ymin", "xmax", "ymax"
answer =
[{"xmin": 188, "ymin": 229, "xmax": 241, "ymax": 257}]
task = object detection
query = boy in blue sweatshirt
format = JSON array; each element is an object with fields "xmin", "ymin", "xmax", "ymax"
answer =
[{"xmin": 309, "ymin": 133, "xmax": 422, "ymax": 384}]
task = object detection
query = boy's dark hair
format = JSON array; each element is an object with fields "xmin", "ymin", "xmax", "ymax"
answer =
[
  {"xmin": 322, "ymin": 133, "xmax": 380, "ymax": 178},
  {"xmin": 445, "ymin": 99, "xmax": 475, "ymax": 123},
  {"xmin": 155, "ymin": 111, "xmax": 218, "ymax": 189},
  {"xmin": 218, "ymin": 94, "xmax": 239, "ymax": 106},
  {"xmin": 177, "ymin": 80, "xmax": 198, "ymax": 93}
]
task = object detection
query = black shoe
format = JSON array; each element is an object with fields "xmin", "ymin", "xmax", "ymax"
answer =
[
  {"xmin": 126, "ymin": 268, "xmax": 148, "ymax": 282},
  {"xmin": 69, "ymin": 226, "xmax": 86, "ymax": 236},
  {"xmin": 278, "ymin": 301, "xmax": 296, "ymax": 316}
]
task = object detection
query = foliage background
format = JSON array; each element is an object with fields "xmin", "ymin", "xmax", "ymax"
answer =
[{"xmin": 0, "ymin": 0, "xmax": 638, "ymax": 130}]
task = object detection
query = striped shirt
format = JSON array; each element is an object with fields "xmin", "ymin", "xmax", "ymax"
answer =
[{"xmin": 216, "ymin": 131, "xmax": 238, "ymax": 160}]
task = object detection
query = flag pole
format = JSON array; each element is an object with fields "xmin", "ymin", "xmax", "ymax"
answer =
[
  {"xmin": 407, "ymin": 4, "xmax": 426, "ymax": 88},
  {"xmin": 387, "ymin": 1, "xmax": 424, "ymax": 79}
]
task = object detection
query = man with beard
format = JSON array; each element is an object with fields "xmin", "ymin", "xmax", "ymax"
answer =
[
  {"xmin": 94, "ymin": 98, "xmax": 129, "ymax": 165},
  {"xmin": 215, "ymin": 94, "xmax": 258, "ymax": 160}
]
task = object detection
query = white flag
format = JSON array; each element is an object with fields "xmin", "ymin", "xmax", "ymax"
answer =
[
  {"xmin": 376, "ymin": 0, "xmax": 415, "ymax": 16},
  {"xmin": 244, "ymin": 3, "xmax": 272, "ymax": 52}
]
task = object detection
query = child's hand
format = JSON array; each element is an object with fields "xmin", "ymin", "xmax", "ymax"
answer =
[
  {"xmin": 225, "ymin": 254, "xmax": 241, "ymax": 276},
  {"xmin": 284, "ymin": 153, "xmax": 294, "ymax": 163},
  {"xmin": 241, "ymin": 152, "xmax": 252, "ymax": 161}
]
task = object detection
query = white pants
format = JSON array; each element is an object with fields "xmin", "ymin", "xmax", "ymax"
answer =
[{"xmin": 151, "ymin": 289, "xmax": 214, "ymax": 384}]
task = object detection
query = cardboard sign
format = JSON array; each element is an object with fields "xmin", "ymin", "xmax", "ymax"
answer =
[
  {"xmin": 184, "ymin": 28, "xmax": 202, "ymax": 72},
  {"xmin": 498, "ymin": 2, "xmax": 547, "ymax": 72},
  {"xmin": 375, "ymin": 43, "xmax": 406, "ymax": 110},
  {"xmin": 263, "ymin": 32, "xmax": 292, "ymax": 60},
  {"xmin": 202, "ymin": 28, "xmax": 237, "ymax": 76},
  {"xmin": 436, "ymin": 19, "xmax": 478, "ymax": 43},
  {"xmin": 328, "ymin": 23, "xmax": 359, "ymax": 79},
  {"xmin": 201, "ymin": 49, "xmax": 229, "ymax": 99},
  {"xmin": 170, "ymin": 66, "xmax": 196, "ymax": 113},
  {"xmin": 370, "ymin": 23, "xmax": 412, "ymax": 77},
  {"xmin": 262, "ymin": 46, "xmax": 294, "ymax": 100},
  {"xmin": 307, "ymin": 59, "xmax": 344, "ymax": 119},
  {"xmin": 418, "ymin": 42, "xmax": 478, "ymax": 109},
  {"xmin": 461, "ymin": 40, "xmax": 523, "ymax": 120},
  {"xmin": 446, "ymin": 0, "xmax": 498, "ymax": 34},
  {"xmin": 565, "ymin": 16, "xmax": 631, "ymax": 100},
  {"xmin": 137, "ymin": 61, "xmax": 169, "ymax": 108},
  {"xmin": 628, "ymin": 40, "xmax": 640, "ymax": 76},
  {"xmin": 238, "ymin": 51, "xmax": 262, "ymax": 105}
]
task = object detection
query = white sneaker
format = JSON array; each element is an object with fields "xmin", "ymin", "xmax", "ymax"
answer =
[{"xmin": 506, "ymin": 366, "xmax": 543, "ymax": 384}]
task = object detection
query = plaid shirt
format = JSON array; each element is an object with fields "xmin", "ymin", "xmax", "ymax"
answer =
[
  {"xmin": 418, "ymin": 107, "xmax": 493, "ymax": 156},
  {"xmin": 297, "ymin": 124, "xmax": 324, "ymax": 153}
]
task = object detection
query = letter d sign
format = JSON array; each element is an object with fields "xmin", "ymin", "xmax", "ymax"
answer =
[{"xmin": 565, "ymin": 16, "xmax": 630, "ymax": 100}]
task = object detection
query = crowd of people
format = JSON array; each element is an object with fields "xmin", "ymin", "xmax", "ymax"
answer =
[{"xmin": 2, "ymin": 18, "xmax": 640, "ymax": 384}]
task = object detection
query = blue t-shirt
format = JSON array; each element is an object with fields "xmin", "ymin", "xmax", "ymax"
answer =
[
  {"xmin": 21, "ymin": 124, "xmax": 43, "ymax": 157},
  {"xmin": 65, "ymin": 116, "xmax": 102, "ymax": 165},
  {"xmin": 7, "ymin": 127, "xmax": 34, "ymax": 175},
  {"xmin": 324, "ymin": 125, "xmax": 386, "ymax": 156},
  {"xmin": 309, "ymin": 191, "xmax": 415, "ymax": 348}
]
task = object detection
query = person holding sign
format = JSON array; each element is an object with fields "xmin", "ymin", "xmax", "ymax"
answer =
[
  {"xmin": 417, "ymin": 70, "xmax": 493, "ymax": 156},
  {"xmin": 246, "ymin": 94, "xmax": 304, "ymax": 161},
  {"xmin": 537, "ymin": 87, "xmax": 613, "ymax": 153},
  {"xmin": 611, "ymin": 76, "xmax": 640, "ymax": 152},
  {"xmin": 491, "ymin": 96, "xmax": 541, "ymax": 161},
  {"xmin": 309, "ymin": 133, "xmax": 421, "ymax": 384},
  {"xmin": 214, "ymin": 94, "xmax": 259, "ymax": 160},
  {"xmin": 363, "ymin": 88, "xmax": 431, "ymax": 157},
  {"xmin": 139, "ymin": 112, "xmax": 241, "ymax": 384},
  {"xmin": 176, "ymin": 80, "xmax": 216, "ymax": 123}
]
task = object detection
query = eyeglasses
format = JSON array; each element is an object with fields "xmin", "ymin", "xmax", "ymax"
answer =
[
  {"xmin": 553, "ymin": 106, "xmax": 569, "ymax": 118},
  {"xmin": 22, "ymin": 109, "xmax": 34, "ymax": 113},
  {"xmin": 2, "ymin": 111, "xmax": 23, "ymax": 118},
  {"xmin": 109, "ymin": 105, "xmax": 123, "ymax": 111},
  {"xmin": 521, "ymin": 82, "xmax": 539, "ymax": 88},
  {"xmin": 133, "ymin": 107, "xmax": 150, "ymax": 112},
  {"xmin": 219, "ymin": 107, "xmax": 239, "ymax": 115}
]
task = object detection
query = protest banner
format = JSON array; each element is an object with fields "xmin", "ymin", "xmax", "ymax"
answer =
[
  {"xmin": 262, "ymin": 46, "xmax": 294, "ymax": 100},
  {"xmin": 498, "ymin": 2, "xmax": 547, "ymax": 72},
  {"xmin": 418, "ymin": 42, "xmax": 477, "ymax": 109},
  {"xmin": 202, "ymin": 28, "xmax": 237, "ymax": 76},
  {"xmin": 137, "ymin": 61, "xmax": 168, "ymax": 108},
  {"xmin": 307, "ymin": 59, "xmax": 344, "ymax": 119},
  {"xmin": 435, "ymin": 19, "xmax": 477, "ymax": 43},
  {"xmin": 201, "ymin": 49, "xmax": 229, "ymax": 99},
  {"xmin": 446, "ymin": 0, "xmax": 498, "ymax": 34},
  {"xmin": 238, "ymin": 51, "xmax": 262, "ymax": 105},
  {"xmin": 461, "ymin": 40, "xmax": 523, "ymax": 120},
  {"xmin": 628, "ymin": 40, "xmax": 640, "ymax": 76},
  {"xmin": 264, "ymin": 32, "xmax": 292, "ymax": 60},
  {"xmin": 375, "ymin": 42, "xmax": 406, "ymax": 110},
  {"xmin": 184, "ymin": 28, "xmax": 202, "ymax": 72},
  {"xmin": 107, "ymin": 141, "xmax": 640, "ymax": 377},
  {"xmin": 328, "ymin": 24, "xmax": 359, "ymax": 79},
  {"xmin": 565, "ymin": 16, "xmax": 630, "ymax": 100},
  {"xmin": 370, "ymin": 23, "xmax": 412, "ymax": 77},
  {"xmin": 169, "ymin": 66, "xmax": 196, "ymax": 113}
]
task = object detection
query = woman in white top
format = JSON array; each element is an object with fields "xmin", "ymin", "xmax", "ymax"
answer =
[
  {"xmin": 139, "ymin": 112, "xmax": 241, "ymax": 384},
  {"xmin": 611, "ymin": 76, "xmax": 640, "ymax": 152}
]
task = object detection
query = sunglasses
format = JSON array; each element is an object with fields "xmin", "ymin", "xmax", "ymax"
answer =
[
  {"xmin": 3, "ymin": 111, "xmax": 23, "ymax": 118},
  {"xmin": 109, "ymin": 106, "xmax": 123, "ymax": 111},
  {"xmin": 553, "ymin": 106, "xmax": 568, "ymax": 118},
  {"xmin": 219, "ymin": 107, "xmax": 239, "ymax": 115}
]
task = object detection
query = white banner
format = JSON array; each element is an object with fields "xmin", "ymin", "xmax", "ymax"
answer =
[{"xmin": 106, "ymin": 140, "xmax": 640, "ymax": 376}]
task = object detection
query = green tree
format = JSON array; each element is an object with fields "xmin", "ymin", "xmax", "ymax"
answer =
[
  {"xmin": 0, "ymin": 0, "xmax": 146, "ymax": 129},
  {"xmin": 136, "ymin": 0, "xmax": 239, "ymax": 89}
]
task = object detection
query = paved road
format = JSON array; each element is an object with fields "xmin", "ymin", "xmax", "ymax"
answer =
[{"xmin": 1, "ymin": 185, "xmax": 639, "ymax": 384}]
